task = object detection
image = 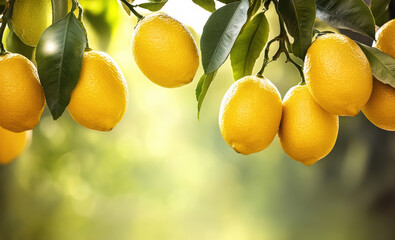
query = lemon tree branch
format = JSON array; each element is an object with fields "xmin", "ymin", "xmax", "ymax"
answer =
[{"xmin": 0, "ymin": 0, "xmax": 15, "ymax": 55}]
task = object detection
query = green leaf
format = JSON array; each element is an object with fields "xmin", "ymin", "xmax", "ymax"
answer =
[
  {"xmin": 315, "ymin": 0, "xmax": 376, "ymax": 39},
  {"xmin": 247, "ymin": 0, "xmax": 262, "ymax": 18},
  {"xmin": 195, "ymin": 71, "xmax": 217, "ymax": 118},
  {"xmin": 51, "ymin": 0, "xmax": 69, "ymax": 23},
  {"xmin": 230, "ymin": 12, "xmax": 269, "ymax": 80},
  {"xmin": 118, "ymin": 0, "xmax": 134, "ymax": 15},
  {"xmin": 278, "ymin": 0, "xmax": 315, "ymax": 59},
  {"xmin": 370, "ymin": 0, "xmax": 391, "ymax": 26},
  {"xmin": 201, "ymin": 0, "xmax": 249, "ymax": 74},
  {"xmin": 138, "ymin": 0, "xmax": 168, "ymax": 11},
  {"xmin": 36, "ymin": 13, "xmax": 87, "ymax": 120},
  {"xmin": 218, "ymin": 0, "xmax": 240, "ymax": 3},
  {"xmin": 357, "ymin": 43, "xmax": 395, "ymax": 88},
  {"xmin": 192, "ymin": 0, "xmax": 216, "ymax": 12}
]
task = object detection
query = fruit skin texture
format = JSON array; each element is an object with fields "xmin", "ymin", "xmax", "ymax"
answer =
[
  {"xmin": 278, "ymin": 85, "xmax": 339, "ymax": 166},
  {"xmin": 304, "ymin": 33, "xmax": 372, "ymax": 116},
  {"xmin": 0, "ymin": 53, "xmax": 45, "ymax": 132},
  {"xmin": 11, "ymin": 0, "xmax": 51, "ymax": 47},
  {"xmin": 0, "ymin": 126, "xmax": 27, "ymax": 165},
  {"xmin": 362, "ymin": 19, "xmax": 395, "ymax": 131},
  {"xmin": 219, "ymin": 76, "xmax": 282, "ymax": 155},
  {"xmin": 68, "ymin": 50, "xmax": 128, "ymax": 131},
  {"xmin": 131, "ymin": 13, "xmax": 199, "ymax": 88}
]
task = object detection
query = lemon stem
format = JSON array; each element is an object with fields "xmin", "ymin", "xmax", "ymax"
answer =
[
  {"xmin": 0, "ymin": 0, "xmax": 15, "ymax": 55},
  {"xmin": 73, "ymin": 0, "xmax": 90, "ymax": 50},
  {"xmin": 120, "ymin": 0, "xmax": 144, "ymax": 20}
]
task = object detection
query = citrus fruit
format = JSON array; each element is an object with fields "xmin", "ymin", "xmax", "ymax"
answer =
[
  {"xmin": 11, "ymin": 0, "xmax": 52, "ymax": 47},
  {"xmin": 304, "ymin": 33, "xmax": 372, "ymax": 116},
  {"xmin": 68, "ymin": 50, "xmax": 128, "ymax": 131},
  {"xmin": 131, "ymin": 13, "xmax": 199, "ymax": 88},
  {"xmin": 362, "ymin": 19, "xmax": 395, "ymax": 131},
  {"xmin": 0, "ymin": 126, "xmax": 28, "ymax": 165},
  {"xmin": 219, "ymin": 76, "xmax": 282, "ymax": 155},
  {"xmin": 278, "ymin": 85, "xmax": 339, "ymax": 166},
  {"xmin": 0, "ymin": 53, "xmax": 45, "ymax": 132}
]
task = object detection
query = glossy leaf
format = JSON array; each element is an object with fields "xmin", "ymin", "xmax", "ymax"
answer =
[
  {"xmin": 195, "ymin": 71, "xmax": 217, "ymax": 118},
  {"xmin": 278, "ymin": 0, "xmax": 315, "ymax": 59},
  {"xmin": 51, "ymin": 0, "xmax": 69, "ymax": 22},
  {"xmin": 370, "ymin": 0, "xmax": 391, "ymax": 26},
  {"xmin": 230, "ymin": 12, "xmax": 269, "ymax": 80},
  {"xmin": 247, "ymin": 0, "xmax": 262, "ymax": 18},
  {"xmin": 192, "ymin": 0, "xmax": 216, "ymax": 12},
  {"xmin": 201, "ymin": 0, "xmax": 249, "ymax": 74},
  {"xmin": 138, "ymin": 0, "xmax": 168, "ymax": 11},
  {"xmin": 36, "ymin": 13, "xmax": 87, "ymax": 120},
  {"xmin": 315, "ymin": 0, "xmax": 376, "ymax": 39},
  {"xmin": 358, "ymin": 43, "xmax": 395, "ymax": 88}
]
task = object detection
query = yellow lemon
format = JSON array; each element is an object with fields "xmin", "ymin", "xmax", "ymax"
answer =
[
  {"xmin": 0, "ymin": 53, "xmax": 45, "ymax": 132},
  {"xmin": 279, "ymin": 85, "xmax": 339, "ymax": 166},
  {"xmin": 362, "ymin": 19, "xmax": 395, "ymax": 131},
  {"xmin": 131, "ymin": 13, "xmax": 199, "ymax": 88},
  {"xmin": 304, "ymin": 33, "xmax": 372, "ymax": 116},
  {"xmin": 219, "ymin": 76, "xmax": 282, "ymax": 155},
  {"xmin": 0, "ymin": 126, "xmax": 28, "ymax": 165},
  {"xmin": 68, "ymin": 50, "xmax": 128, "ymax": 131},
  {"xmin": 11, "ymin": 0, "xmax": 52, "ymax": 47}
]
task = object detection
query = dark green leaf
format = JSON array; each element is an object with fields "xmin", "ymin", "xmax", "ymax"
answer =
[
  {"xmin": 36, "ymin": 13, "xmax": 87, "ymax": 120},
  {"xmin": 196, "ymin": 71, "xmax": 217, "ymax": 118},
  {"xmin": 278, "ymin": 0, "xmax": 315, "ymax": 59},
  {"xmin": 6, "ymin": 29, "xmax": 35, "ymax": 60},
  {"xmin": 192, "ymin": 0, "xmax": 216, "ymax": 12},
  {"xmin": 357, "ymin": 43, "xmax": 395, "ymax": 88},
  {"xmin": 315, "ymin": 0, "xmax": 376, "ymax": 39},
  {"xmin": 138, "ymin": 0, "xmax": 168, "ymax": 11},
  {"xmin": 230, "ymin": 12, "xmax": 269, "ymax": 80},
  {"xmin": 370, "ymin": 0, "xmax": 391, "ymax": 26},
  {"xmin": 51, "ymin": 0, "xmax": 69, "ymax": 23},
  {"xmin": 201, "ymin": 0, "xmax": 249, "ymax": 74},
  {"xmin": 247, "ymin": 0, "xmax": 262, "ymax": 18},
  {"xmin": 218, "ymin": 0, "xmax": 240, "ymax": 3}
]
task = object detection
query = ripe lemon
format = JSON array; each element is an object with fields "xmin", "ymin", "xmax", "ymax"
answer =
[
  {"xmin": 68, "ymin": 50, "xmax": 128, "ymax": 131},
  {"xmin": 219, "ymin": 76, "xmax": 282, "ymax": 155},
  {"xmin": 131, "ymin": 13, "xmax": 199, "ymax": 88},
  {"xmin": 0, "ymin": 53, "xmax": 45, "ymax": 132},
  {"xmin": 362, "ymin": 19, "xmax": 395, "ymax": 131},
  {"xmin": 278, "ymin": 85, "xmax": 339, "ymax": 166},
  {"xmin": 11, "ymin": 0, "xmax": 52, "ymax": 47},
  {"xmin": 304, "ymin": 33, "xmax": 372, "ymax": 116},
  {"xmin": 0, "ymin": 126, "xmax": 28, "ymax": 165}
]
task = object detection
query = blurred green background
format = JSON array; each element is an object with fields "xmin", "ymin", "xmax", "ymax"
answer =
[{"xmin": 1, "ymin": 1, "xmax": 395, "ymax": 239}]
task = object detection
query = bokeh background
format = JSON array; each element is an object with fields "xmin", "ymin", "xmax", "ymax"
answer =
[{"xmin": 1, "ymin": 0, "xmax": 394, "ymax": 239}]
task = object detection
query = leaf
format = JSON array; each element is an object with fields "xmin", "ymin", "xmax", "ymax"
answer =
[
  {"xmin": 278, "ymin": 0, "xmax": 315, "ymax": 59},
  {"xmin": 192, "ymin": 0, "xmax": 216, "ymax": 12},
  {"xmin": 370, "ymin": 0, "xmax": 391, "ymax": 26},
  {"xmin": 315, "ymin": 0, "xmax": 376, "ymax": 39},
  {"xmin": 36, "ymin": 13, "xmax": 87, "ymax": 120},
  {"xmin": 218, "ymin": 0, "xmax": 240, "ymax": 3},
  {"xmin": 195, "ymin": 71, "xmax": 217, "ymax": 118},
  {"xmin": 118, "ymin": 0, "xmax": 134, "ymax": 15},
  {"xmin": 138, "ymin": 0, "xmax": 168, "ymax": 11},
  {"xmin": 201, "ymin": 0, "xmax": 249, "ymax": 74},
  {"xmin": 357, "ymin": 43, "xmax": 395, "ymax": 88},
  {"xmin": 230, "ymin": 12, "xmax": 269, "ymax": 80},
  {"xmin": 51, "ymin": 0, "xmax": 69, "ymax": 22},
  {"xmin": 247, "ymin": 0, "xmax": 262, "ymax": 18}
]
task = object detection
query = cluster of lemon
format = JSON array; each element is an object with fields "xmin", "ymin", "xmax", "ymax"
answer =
[{"xmin": 220, "ymin": 20, "xmax": 395, "ymax": 165}]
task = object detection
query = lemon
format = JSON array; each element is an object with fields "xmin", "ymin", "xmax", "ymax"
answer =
[
  {"xmin": 68, "ymin": 50, "xmax": 128, "ymax": 131},
  {"xmin": 219, "ymin": 76, "xmax": 282, "ymax": 155},
  {"xmin": 0, "ymin": 53, "xmax": 45, "ymax": 132},
  {"xmin": 0, "ymin": 126, "xmax": 28, "ymax": 165},
  {"xmin": 131, "ymin": 13, "xmax": 199, "ymax": 88},
  {"xmin": 304, "ymin": 33, "xmax": 372, "ymax": 116},
  {"xmin": 362, "ymin": 19, "xmax": 395, "ymax": 131},
  {"xmin": 279, "ymin": 85, "xmax": 339, "ymax": 166},
  {"xmin": 11, "ymin": 0, "xmax": 52, "ymax": 47}
]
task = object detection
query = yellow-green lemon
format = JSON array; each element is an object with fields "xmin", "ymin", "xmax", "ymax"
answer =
[
  {"xmin": 0, "ymin": 53, "xmax": 45, "ymax": 132},
  {"xmin": 279, "ymin": 85, "xmax": 339, "ymax": 166},
  {"xmin": 68, "ymin": 50, "xmax": 128, "ymax": 131},
  {"xmin": 362, "ymin": 19, "xmax": 395, "ymax": 131},
  {"xmin": 0, "ymin": 126, "xmax": 28, "ymax": 165},
  {"xmin": 11, "ymin": 0, "xmax": 52, "ymax": 47},
  {"xmin": 304, "ymin": 33, "xmax": 372, "ymax": 116},
  {"xmin": 131, "ymin": 13, "xmax": 199, "ymax": 88},
  {"xmin": 219, "ymin": 76, "xmax": 282, "ymax": 155}
]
